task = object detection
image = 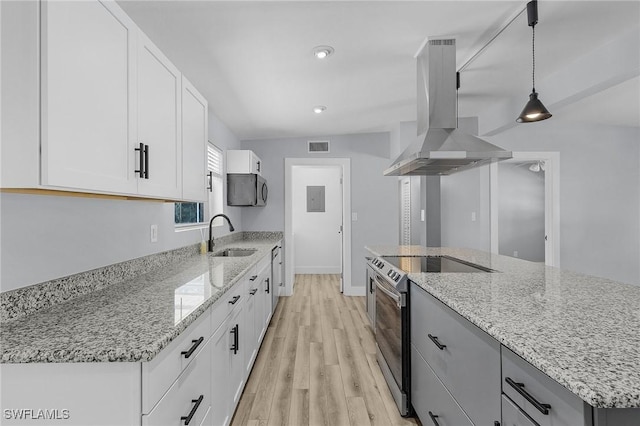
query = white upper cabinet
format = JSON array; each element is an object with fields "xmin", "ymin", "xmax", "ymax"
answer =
[
  {"xmin": 226, "ymin": 150, "xmax": 262, "ymax": 175},
  {"xmin": 136, "ymin": 32, "xmax": 182, "ymax": 199},
  {"xmin": 1, "ymin": 0, "xmax": 207, "ymax": 202},
  {"xmin": 181, "ymin": 77, "xmax": 208, "ymax": 202},
  {"xmin": 40, "ymin": 0, "xmax": 138, "ymax": 194}
]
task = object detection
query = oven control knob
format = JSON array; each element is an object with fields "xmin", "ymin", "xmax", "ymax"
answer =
[
  {"xmin": 394, "ymin": 274, "xmax": 401, "ymax": 282},
  {"xmin": 387, "ymin": 270, "xmax": 393, "ymax": 277}
]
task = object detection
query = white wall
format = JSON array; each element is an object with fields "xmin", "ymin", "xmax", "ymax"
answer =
[
  {"xmin": 441, "ymin": 165, "xmax": 492, "ymax": 252},
  {"xmin": 440, "ymin": 120, "xmax": 640, "ymax": 285},
  {"xmin": 241, "ymin": 132, "xmax": 398, "ymax": 288},
  {"xmin": 490, "ymin": 121, "xmax": 640, "ymax": 285},
  {"xmin": 292, "ymin": 166, "xmax": 342, "ymax": 274},
  {"xmin": 0, "ymin": 111, "xmax": 242, "ymax": 292},
  {"xmin": 497, "ymin": 162, "xmax": 545, "ymax": 262}
]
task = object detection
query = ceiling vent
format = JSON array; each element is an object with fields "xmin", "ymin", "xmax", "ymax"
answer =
[{"xmin": 308, "ymin": 141, "xmax": 330, "ymax": 153}]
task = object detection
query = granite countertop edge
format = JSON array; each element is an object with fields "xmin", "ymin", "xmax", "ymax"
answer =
[
  {"xmin": 1, "ymin": 234, "xmax": 282, "ymax": 365},
  {"xmin": 365, "ymin": 245, "xmax": 640, "ymax": 409}
]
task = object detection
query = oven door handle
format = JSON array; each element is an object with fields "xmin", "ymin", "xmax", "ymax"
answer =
[{"xmin": 375, "ymin": 279, "xmax": 402, "ymax": 307}]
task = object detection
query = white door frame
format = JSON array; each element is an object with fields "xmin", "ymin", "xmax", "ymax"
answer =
[
  {"xmin": 490, "ymin": 152, "xmax": 560, "ymax": 267},
  {"xmin": 284, "ymin": 158, "xmax": 352, "ymax": 296}
]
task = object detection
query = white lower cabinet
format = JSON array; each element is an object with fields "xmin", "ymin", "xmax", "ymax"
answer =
[
  {"xmin": 228, "ymin": 300, "xmax": 247, "ymax": 407},
  {"xmin": 142, "ymin": 338, "xmax": 212, "ymax": 426},
  {"xmin": 210, "ymin": 320, "xmax": 232, "ymax": 426},
  {"xmin": 0, "ymin": 250, "xmax": 278, "ymax": 426}
]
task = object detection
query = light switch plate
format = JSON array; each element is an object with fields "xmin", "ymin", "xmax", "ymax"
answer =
[{"xmin": 150, "ymin": 224, "xmax": 158, "ymax": 243}]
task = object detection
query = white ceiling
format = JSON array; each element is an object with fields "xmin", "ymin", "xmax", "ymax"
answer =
[{"xmin": 118, "ymin": 1, "xmax": 640, "ymax": 141}]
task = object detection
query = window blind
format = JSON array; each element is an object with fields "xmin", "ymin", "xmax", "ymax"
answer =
[{"xmin": 208, "ymin": 144, "xmax": 223, "ymax": 177}]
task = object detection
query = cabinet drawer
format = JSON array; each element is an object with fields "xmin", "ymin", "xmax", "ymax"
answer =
[
  {"xmin": 502, "ymin": 394, "xmax": 538, "ymax": 426},
  {"xmin": 502, "ymin": 347, "xmax": 591, "ymax": 426},
  {"xmin": 210, "ymin": 280, "xmax": 245, "ymax": 333},
  {"xmin": 143, "ymin": 338, "xmax": 211, "ymax": 426},
  {"xmin": 410, "ymin": 284, "xmax": 501, "ymax": 426},
  {"xmin": 142, "ymin": 308, "xmax": 211, "ymax": 413},
  {"xmin": 411, "ymin": 345, "xmax": 473, "ymax": 426}
]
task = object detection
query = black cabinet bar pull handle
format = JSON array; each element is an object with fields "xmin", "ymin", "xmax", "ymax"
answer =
[
  {"xmin": 505, "ymin": 377, "xmax": 551, "ymax": 415},
  {"xmin": 428, "ymin": 411, "xmax": 440, "ymax": 426},
  {"xmin": 143, "ymin": 144, "xmax": 149, "ymax": 179},
  {"xmin": 229, "ymin": 324, "xmax": 239, "ymax": 354},
  {"xmin": 249, "ymin": 275, "xmax": 258, "ymax": 281},
  {"xmin": 135, "ymin": 143, "xmax": 144, "ymax": 177},
  {"xmin": 266, "ymin": 278, "xmax": 270, "ymax": 294},
  {"xmin": 428, "ymin": 334, "xmax": 446, "ymax": 350},
  {"xmin": 250, "ymin": 288, "xmax": 258, "ymax": 295},
  {"xmin": 180, "ymin": 336, "xmax": 204, "ymax": 359},
  {"xmin": 207, "ymin": 171, "xmax": 213, "ymax": 192},
  {"xmin": 228, "ymin": 295, "xmax": 241, "ymax": 305},
  {"xmin": 180, "ymin": 394, "xmax": 203, "ymax": 425}
]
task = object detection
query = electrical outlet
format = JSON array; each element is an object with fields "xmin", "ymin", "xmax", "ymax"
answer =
[
  {"xmin": 513, "ymin": 251, "xmax": 518, "ymax": 258},
  {"xmin": 150, "ymin": 224, "xmax": 158, "ymax": 243},
  {"xmin": 471, "ymin": 211, "xmax": 477, "ymax": 222},
  {"xmin": 352, "ymin": 212, "xmax": 358, "ymax": 221}
]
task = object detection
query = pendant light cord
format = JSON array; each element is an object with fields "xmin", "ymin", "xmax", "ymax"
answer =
[{"xmin": 531, "ymin": 25, "xmax": 536, "ymax": 92}]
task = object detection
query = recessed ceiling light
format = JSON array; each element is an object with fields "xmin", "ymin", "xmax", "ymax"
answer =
[
  {"xmin": 313, "ymin": 105, "xmax": 327, "ymax": 114},
  {"xmin": 312, "ymin": 46, "xmax": 334, "ymax": 59}
]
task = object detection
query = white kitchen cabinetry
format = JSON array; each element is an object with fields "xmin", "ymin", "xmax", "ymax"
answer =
[
  {"xmin": 228, "ymin": 297, "xmax": 247, "ymax": 407},
  {"xmin": 142, "ymin": 338, "xmax": 212, "ymax": 426},
  {"xmin": 226, "ymin": 150, "xmax": 262, "ymax": 175},
  {"xmin": 244, "ymin": 273, "xmax": 260, "ymax": 375},
  {"xmin": 142, "ymin": 308, "xmax": 211, "ymax": 414},
  {"xmin": 0, "ymin": 248, "xmax": 278, "ymax": 426},
  {"xmin": 210, "ymin": 317, "xmax": 232, "ymax": 426},
  {"xmin": 40, "ymin": 0, "xmax": 138, "ymax": 194},
  {"xmin": 1, "ymin": 0, "xmax": 206, "ymax": 202},
  {"xmin": 136, "ymin": 32, "xmax": 182, "ymax": 199},
  {"xmin": 182, "ymin": 77, "xmax": 208, "ymax": 202}
]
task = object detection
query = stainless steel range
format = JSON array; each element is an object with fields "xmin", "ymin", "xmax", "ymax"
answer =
[{"xmin": 366, "ymin": 255, "xmax": 495, "ymax": 416}]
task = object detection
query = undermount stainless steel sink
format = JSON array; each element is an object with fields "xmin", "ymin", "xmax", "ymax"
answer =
[{"xmin": 212, "ymin": 248, "xmax": 257, "ymax": 257}]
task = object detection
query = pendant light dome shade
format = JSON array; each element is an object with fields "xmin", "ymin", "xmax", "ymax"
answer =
[
  {"xmin": 517, "ymin": 90, "xmax": 552, "ymax": 122},
  {"xmin": 517, "ymin": 0, "xmax": 552, "ymax": 123}
]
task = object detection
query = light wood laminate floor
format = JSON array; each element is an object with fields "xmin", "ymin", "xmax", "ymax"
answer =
[{"xmin": 230, "ymin": 274, "xmax": 419, "ymax": 426}]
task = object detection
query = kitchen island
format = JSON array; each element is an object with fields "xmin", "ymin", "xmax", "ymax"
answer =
[{"xmin": 367, "ymin": 245, "xmax": 640, "ymax": 425}]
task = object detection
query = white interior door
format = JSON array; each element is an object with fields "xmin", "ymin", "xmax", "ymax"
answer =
[
  {"xmin": 284, "ymin": 158, "xmax": 352, "ymax": 296},
  {"xmin": 292, "ymin": 166, "xmax": 343, "ymax": 275}
]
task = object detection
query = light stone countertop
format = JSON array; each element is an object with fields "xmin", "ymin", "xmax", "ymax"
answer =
[
  {"xmin": 366, "ymin": 245, "xmax": 640, "ymax": 409},
  {"xmin": 1, "ymin": 235, "xmax": 282, "ymax": 364}
]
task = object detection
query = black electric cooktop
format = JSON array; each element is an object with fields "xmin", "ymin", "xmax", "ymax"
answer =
[{"xmin": 381, "ymin": 255, "xmax": 495, "ymax": 273}]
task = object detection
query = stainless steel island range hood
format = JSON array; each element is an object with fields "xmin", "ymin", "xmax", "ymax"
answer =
[{"xmin": 384, "ymin": 38, "xmax": 512, "ymax": 176}]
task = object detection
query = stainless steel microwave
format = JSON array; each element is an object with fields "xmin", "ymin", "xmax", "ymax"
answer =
[{"xmin": 227, "ymin": 174, "xmax": 268, "ymax": 206}]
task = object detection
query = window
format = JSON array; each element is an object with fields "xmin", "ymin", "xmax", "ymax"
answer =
[
  {"xmin": 174, "ymin": 143, "xmax": 224, "ymax": 226},
  {"xmin": 207, "ymin": 143, "xmax": 225, "ymax": 226}
]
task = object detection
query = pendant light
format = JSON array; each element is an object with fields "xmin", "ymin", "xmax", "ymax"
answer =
[{"xmin": 517, "ymin": 0, "xmax": 552, "ymax": 123}]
